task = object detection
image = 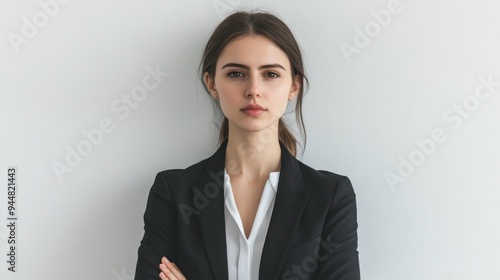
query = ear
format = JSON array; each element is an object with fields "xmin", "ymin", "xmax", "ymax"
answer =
[
  {"xmin": 288, "ymin": 75, "xmax": 301, "ymax": 101},
  {"xmin": 204, "ymin": 72, "xmax": 218, "ymax": 99}
]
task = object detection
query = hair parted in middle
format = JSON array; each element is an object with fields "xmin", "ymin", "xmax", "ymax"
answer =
[{"xmin": 199, "ymin": 10, "xmax": 309, "ymax": 156}]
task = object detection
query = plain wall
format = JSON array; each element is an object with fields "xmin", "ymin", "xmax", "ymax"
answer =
[{"xmin": 1, "ymin": 0, "xmax": 499, "ymax": 279}]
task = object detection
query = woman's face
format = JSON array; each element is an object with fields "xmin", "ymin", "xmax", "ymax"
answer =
[{"xmin": 205, "ymin": 35, "xmax": 300, "ymax": 135}]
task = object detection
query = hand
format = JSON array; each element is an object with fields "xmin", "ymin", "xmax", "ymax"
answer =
[{"xmin": 159, "ymin": 256, "xmax": 186, "ymax": 280}]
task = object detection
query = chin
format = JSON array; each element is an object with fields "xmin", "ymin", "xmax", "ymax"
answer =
[{"xmin": 230, "ymin": 118, "xmax": 279, "ymax": 133}]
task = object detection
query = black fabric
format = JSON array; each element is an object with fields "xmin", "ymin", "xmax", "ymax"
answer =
[{"xmin": 134, "ymin": 140, "xmax": 360, "ymax": 280}]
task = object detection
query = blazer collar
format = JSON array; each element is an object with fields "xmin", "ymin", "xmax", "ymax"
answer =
[
  {"xmin": 194, "ymin": 140, "xmax": 312, "ymax": 280},
  {"xmin": 259, "ymin": 142, "xmax": 312, "ymax": 280},
  {"xmin": 194, "ymin": 141, "xmax": 228, "ymax": 280}
]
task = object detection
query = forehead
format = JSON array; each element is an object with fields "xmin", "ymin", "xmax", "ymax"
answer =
[{"xmin": 216, "ymin": 35, "xmax": 291, "ymax": 69}]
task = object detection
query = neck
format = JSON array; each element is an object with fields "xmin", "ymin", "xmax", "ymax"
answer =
[{"xmin": 225, "ymin": 124, "xmax": 281, "ymax": 182}]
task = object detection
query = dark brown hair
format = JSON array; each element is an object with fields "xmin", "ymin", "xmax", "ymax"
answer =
[{"xmin": 199, "ymin": 11, "xmax": 308, "ymax": 156}]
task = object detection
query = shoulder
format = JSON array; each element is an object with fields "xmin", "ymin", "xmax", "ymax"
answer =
[
  {"xmin": 296, "ymin": 159, "xmax": 356, "ymax": 207},
  {"xmin": 297, "ymin": 160, "xmax": 346, "ymax": 185},
  {"xmin": 155, "ymin": 157, "xmax": 211, "ymax": 185},
  {"xmin": 297, "ymin": 159, "xmax": 352, "ymax": 188}
]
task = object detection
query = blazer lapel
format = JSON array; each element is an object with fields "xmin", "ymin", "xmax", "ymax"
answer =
[
  {"xmin": 194, "ymin": 141, "xmax": 228, "ymax": 280},
  {"xmin": 259, "ymin": 141, "xmax": 312, "ymax": 280},
  {"xmin": 194, "ymin": 140, "xmax": 311, "ymax": 280}
]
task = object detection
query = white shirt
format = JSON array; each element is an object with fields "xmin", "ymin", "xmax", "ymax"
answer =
[{"xmin": 223, "ymin": 168, "xmax": 280, "ymax": 280}]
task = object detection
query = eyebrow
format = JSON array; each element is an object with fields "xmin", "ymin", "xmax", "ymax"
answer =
[{"xmin": 221, "ymin": 63, "xmax": 286, "ymax": 71}]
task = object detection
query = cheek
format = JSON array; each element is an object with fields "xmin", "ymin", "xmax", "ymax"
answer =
[
  {"xmin": 267, "ymin": 95, "xmax": 290, "ymax": 118},
  {"xmin": 220, "ymin": 100, "xmax": 231, "ymax": 114},
  {"xmin": 217, "ymin": 92, "xmax": 239, "ymax": 116},
  {"xmin": 215, "ymin": 80, "xmax": 243, "ymax": 101}
]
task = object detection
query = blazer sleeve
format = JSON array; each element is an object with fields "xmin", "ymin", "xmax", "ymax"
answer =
[
  {"xmin": 315, "ymin": 176, "xmax": 360, "ymax": 280},
  {"xmin": 135, "ymin": 172, "xmax": 177, "ymax": 279}
]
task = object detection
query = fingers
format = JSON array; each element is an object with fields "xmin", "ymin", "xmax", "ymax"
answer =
[{"xmin": 159, "ymin": 256, "xmax": 186, "ymax": 280}]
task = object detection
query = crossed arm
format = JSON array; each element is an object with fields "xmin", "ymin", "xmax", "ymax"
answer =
[{"xmin": 158, "ymin": 257, "xmax": 186, "ymax": 280}]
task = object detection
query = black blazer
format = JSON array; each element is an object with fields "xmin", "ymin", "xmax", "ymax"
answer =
[{"xmin": 135, "ymin": 140, "xmax": 360, "ymax": 280}]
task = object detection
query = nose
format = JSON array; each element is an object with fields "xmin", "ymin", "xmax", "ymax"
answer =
[{"xmin": 245, "ymin": 75, "xmax": 262, "ymax": 98}]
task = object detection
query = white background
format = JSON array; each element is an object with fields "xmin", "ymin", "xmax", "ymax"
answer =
[{"xmin": 1, "ymin": 0, "xmax": 499, "ymax": 279}]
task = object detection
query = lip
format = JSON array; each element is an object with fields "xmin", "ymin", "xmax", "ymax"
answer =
[
  {"xmin": 241, "ymin": 104, "xmax": 266, "ymax": 116},
  {"xmin": 241, "ymin": 104, "xmax": 265, "ymax": 111}
]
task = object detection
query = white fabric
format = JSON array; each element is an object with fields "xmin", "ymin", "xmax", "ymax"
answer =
[{"xmin": 223, "ymin": 168, "xmax": 280, "ymax": 280}]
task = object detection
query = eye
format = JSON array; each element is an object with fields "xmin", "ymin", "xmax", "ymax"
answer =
[
  {"xmin": 227, "ymin": 71, "xmax": 244, "ymax": 78},
  {"xmin": 264, "ymin": 72, "xmax": 279, "ymax": 78}
]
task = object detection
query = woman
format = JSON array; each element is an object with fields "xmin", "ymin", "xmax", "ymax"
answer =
[{"xmin": 135, "ymin": 10, "xmax": 360, "ymax": 280}]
